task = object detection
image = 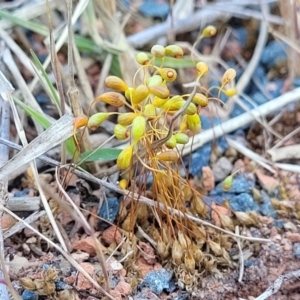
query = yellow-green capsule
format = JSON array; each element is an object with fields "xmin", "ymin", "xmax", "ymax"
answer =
[
  {"xmin": 117, "ymin": 145, "xmax": 133, "ymax": 170},
  {"xmin": 175, "ymin": 133, "xmax": 189, "ymax": 144},
  {"xmin": 152, "ymin": 96, "xmax": 168, "ymax": 108},
  {"xmin": 179, "ymin": 115, "xmax": 188, "ymax": 131},
  {"xmin": 104, "ymin": 76, "xmax": 128, "ymax": 92},
  {"xmin": 222, "ymin": 68, "xmax": 236, "ymax": 86},
  {"xmin": 165, "ymin": 135, "xmax": 177, "ymax": 148},
  {"xmin": 155, "ymin": 150, "xmax": 179, "ymax": 162},
  {"xmin": 117, "ymin": 112, "xmax": 138, "ymax": 126},
  {"xmin": 119, "ymin": 179, "xmax": 128, "ymax": 190},
  {"xmin": 222, "ymin": 175, "xmax": 233, "ymax": 191},
  {"xmin": 164, "ymin": 45, "xmax": 184, "ymax": 58},
  {"xmin": 185, "ymin": 103, "xmax": 197, "ymax": 115},
  {"xmin": 95, "ymin": 92, "xmax": 125, "ymax": 107},
  {"xmin": 131, "ymin": 84, "xmax": 149, "ymax": 105},
  {"xmin": 131, "ymin": 116, "xmax": 146, "ymax": 141},
  {"xmin": 88, "ymin": 113, "xmax": 110, "ymax": 130},
  {"xmin": 163, "ymin": 96, "xmax": 182, "ymax": 110},
  {"xmin": 187, "ymin": 114, "xmax": 201, "ymax": 133},
  {"xmin": 158, "ymin": 68, "xmax": 177, "ymax": 82},
  {"xmin": 224, "ymin": 88, "xmax": 237, "ymax": 97},
  {"xmin": 114, "ymin": 124, "xmax": 129, "ymax": 140},
  {"xmin": 193, "ymin": 93, "xmax": 208, "ymax": 107},
  {"xmin": 151, "ymin": 45, "xmax": 165, "ymax": 58},
  {"xmin": 148, "ymin": 85, "xmax": 170, "ymax": 99},
  {"xmin": 143, "ymin": 104, "xmax": 156, "ymax": 119},
  {"xmin": 136, "ymin": 52, "xmax": 149, "ymax": 65},
  {"xmin": 196, "ymin": 62, "xmax": 209, "ymax": 77},
  {"xmin": 202, "ymin": 25, "xmax": 217, "ymax": 37},
  {"xmin": 146, "ymin": 75, "xmax": 163, "ymax": 87},
  {"xmin": 125, "ymin": 87, "xmax": 134, "ymax": 100}
]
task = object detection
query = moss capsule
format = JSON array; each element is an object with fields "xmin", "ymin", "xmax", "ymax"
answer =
[
  {"xmin": 104, "ymin": 76, "xmax": 128, "ymax": 92},
  {"xmin": 136, "ymin": 52, "xmax": 149, "ymax": 65},
  {"xmin": 164, "ymin": 45, "xmax": 184, "ymax": 58},
  {"xmin": 159, "ymin": 68, "xmax": 177, "ymax": 82},
  {"xmin": 117, "ymin": 112, "xmax": 138, "ymax": 126},
  {"xmin": 202, "ymin": 25, "xmax": 217, "ymax": 37},
  {"xmin": 131, "ymin": 116, "xmax": 146, "ymax": 141},
  {"xmin": 175, "ymin": 133, "xmax": 189, "ymax": 144},
  {"xmin": 117, "ymin": 145, "xmax": 133, "ymax": 170},
  {"xmin": 114, "ymin": 124, "xmax": 129, "ymax": 140},
  {"xmin": 196, "ymin": 62, "xmax": 209, "ymax": 77},
  {"xmin": 222, "ymin": 68, "xmax": 236, "ymax": 87},
  {"xmin": 88, "ymin": 113, "xmax": 110, "ymax": 130},
  {"xmin": 143, "ymin": 103, "xmax": 156, "ymax": 119},
  {"xmin": 131, "ymin": 84, "xmax": 149, "ymax": 105},
  {"xmin": 193, "ymin": 93, "xmax": 208, "ymax": 107},
  {"xmin": 187, "ymin": 114, "xmax": 201, "ymax": 133},
  {"xmin": 224, "ymin": 88, "xmax": 237, "ymax": 97},
  {"xmin": 165, "ymin": 135, "xmax": 177, "ymax": 148},
  {"xmin": 148, "ymin": 85, "xmax": 170, "ymax": 99},
  {"xmin": 152, "ymin": 96, "xmax": 168, "ymax": 108},
  {"xmin": 119, "ymin": 179, "xmax": 128, "ymax": 190},
  {"xmin": 95, "ymin": 92, "xmax": 125, "ymax": 107},
  {"xmin": 151, "ymin": 45, "xmax": 165, "ymax": 58},
  {"xmin": 222, "ymin": 175, "xmax": 233, "ymax": 191},
  {"xmin": 146, "ymin": 75, "xmax": 163, "ymax": 87},
  {"xmin": 155, "ymin": 150, "xmax": 179, "ymax": 162}
]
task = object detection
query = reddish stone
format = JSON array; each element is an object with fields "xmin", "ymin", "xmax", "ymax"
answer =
[
  {"xmin": 202, "ymin": 166, "xmax": 215, "ymax": 192},
  {"xmin": 114, "ymin": 281, "xmax": 132, "ymax": 295},
  {"xmin": 72, "ymin": 236, "xmax": 106, "ymax": 256},
  {"xmin": 286, "ymin": 232, "xmax": 300, "ymax": 243},
  {"xmin": 76, "ymin": 263, "xmax": 94, "ymax": 290}
]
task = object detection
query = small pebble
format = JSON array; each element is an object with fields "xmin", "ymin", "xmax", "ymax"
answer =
[
  {"xmin": 98, "ymin": 197, "xmax": 120, "ymax": 230},
  {"xmin": 21, "ymin": 290, "xmax": 39, "ymax": 300},
  {"xmin": 212, "ymin": 157, "xmax": 233, "ymax": 182},
  {"xmin": 140, "ymin": 268, "xmax": 175, "ymax": 295},
  {"xmin": 293, "ymin": 243, "xmax": 300, "ymax": 259},
  {"xmin": 229, "ymin": 193, "xmax": 260, "ymax": 212}
]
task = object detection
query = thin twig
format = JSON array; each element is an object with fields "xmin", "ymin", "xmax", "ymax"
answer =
[{"xmin": 254, "ymin": 269, "xmax": 300, "ymax": 300}]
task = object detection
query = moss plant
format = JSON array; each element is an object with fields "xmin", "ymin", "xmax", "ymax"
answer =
[{"xmin": 77, "ymin": 26, "xmax": 243, "ymax": 287}]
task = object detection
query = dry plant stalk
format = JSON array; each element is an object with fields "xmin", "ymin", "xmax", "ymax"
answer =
[{"xmin": 279, "ymin": 0, "xmax": 300, "ymax": 78}]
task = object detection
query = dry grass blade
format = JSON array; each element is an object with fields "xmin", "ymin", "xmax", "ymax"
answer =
[
  {"xmin": 0, "ymin": 113, "xmax": 75, "ymax": 180},
  {"xmin": 0, "ymin": 72, "xmax": 12, "ymax": 299},
  {"xmin": 1, "ymin": 68, "xmax": 69, "ymax": 252}
]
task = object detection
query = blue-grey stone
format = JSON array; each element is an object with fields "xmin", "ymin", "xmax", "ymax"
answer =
[
  {"xmin": 229, "ymin": 193, "xmax": 260, "ymax": 212},
  {"xmin": 230, "ymin": 98, "xmax": 259, "ymax": 119},
  {"xmin": 186, "ymin": 142, "xmax": 212, "ymax": 176},
  {"xmin": 251, "ymin": 91, "xmax": 268, "ymax": 105},
  {"xmin": 294, "ymin": 243, "xmax": 300, "ymax": 259},
  {"xmin": 174, "ymin": 294, "xmax": 189, "ymax": 300},
  {"xmin": 268, "ymin": 79, "xmax": 284, "ymax": 98},
  {"xmin": 244, "ymin": 259, "xmax": 260, "ymax": 268},
  {"xmin": 140, "ymin": 268, "xmax": 174, "ymax": 295},
  {"xmin": 261, "ymin": 40, "xmax": 287, "ymax": 68},
  {"xmin": 121, "ymin": 0, "xmax": 169, "ymax": 18},
  {"xmin": 55, "ymin": 280, "xmax": 71, "ymax": 290},
  {"xmin": 14, "ymin": 189, "xmax": 30, "ymax": 197},
  {"xmin": 233, "ymin": 27, "xmax": 248, "ymax": 48},
  {"xmin": 210, "ymin": 174, "xmax": 255, "ymax": 195},
  {"xmin": 98, "ymin": 197, "xmax": 120, "ymax": 230},
  {"xmin": 260, "ymin": 191, "xmax": 277, "ymax": 218},
  {"xmin": 273, "ymin": 220, "xmax": 285, "ymax": 229},
  {"xmin": 22, "ymin": 290, "xmax": 39, "ymax": 300}
]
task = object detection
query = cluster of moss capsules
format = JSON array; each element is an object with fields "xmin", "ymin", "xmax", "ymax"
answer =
[{"xmin": 87, "ymin": 44, "xmax": 215, "ymax": 178}]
